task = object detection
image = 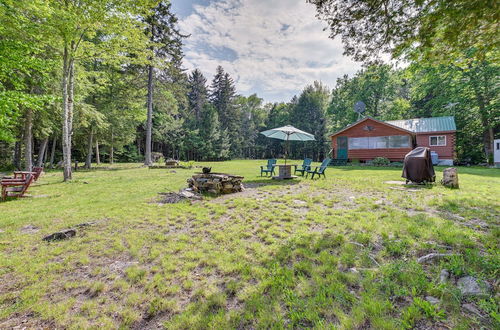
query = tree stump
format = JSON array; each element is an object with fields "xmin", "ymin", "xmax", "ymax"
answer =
[{"xmin": 441, "ymin": 167, "xmax": 459, "ymax": 188}]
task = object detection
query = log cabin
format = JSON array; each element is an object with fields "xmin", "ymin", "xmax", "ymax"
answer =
[{"xmin": 330, "ymin": 116, "xmax": 456, "ymax": 165}]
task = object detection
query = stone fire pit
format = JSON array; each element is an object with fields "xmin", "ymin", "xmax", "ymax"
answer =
[{"xmin": 187, "ymin": 173, "xmax": 244, "ymax": 194}]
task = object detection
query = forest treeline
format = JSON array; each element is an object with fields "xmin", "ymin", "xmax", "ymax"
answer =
[{"xmin": 1, "ymin": 1, "xmax": 498, "ymax": 177}]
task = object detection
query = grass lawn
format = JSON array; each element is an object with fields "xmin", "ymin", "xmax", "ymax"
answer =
[{"xmin": 0, "ymin": 160, "xmax": 499, "ymax": 329}]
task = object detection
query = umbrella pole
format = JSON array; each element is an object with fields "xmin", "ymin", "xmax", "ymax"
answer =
[{"xmin": 285, "ymin": 134, "xmax": 289, "ymax": 165}]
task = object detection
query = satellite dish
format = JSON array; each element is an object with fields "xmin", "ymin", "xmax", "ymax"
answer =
[
  {"xmin": 354, "ymin": 101, "xmax": 366, "ymax": 114},
  {"xmin": 354, "ymin": 101, "xmax": 366, "ymax": 120}
]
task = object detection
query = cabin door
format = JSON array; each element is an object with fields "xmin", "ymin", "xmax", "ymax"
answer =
[{"xmin": 337, "ymin": 136, "xmax": 348, "ymax": 159}]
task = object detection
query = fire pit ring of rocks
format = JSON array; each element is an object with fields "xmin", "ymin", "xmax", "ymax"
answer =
[{"xmin": 187, "ymin": 173, "xmax": 244, "ymax": 194}]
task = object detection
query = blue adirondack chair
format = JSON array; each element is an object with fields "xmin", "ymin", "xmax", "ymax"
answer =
[
  {"xmin": 293, "ymin": 158, "xmax": 312, "ymax": 176},
  {"xmin": 306, "ymin": 158, "xmax": 331, "ymax": 179},
  {"xmin": 260, "ymin": 159, "xmax": 277, "ymax": 176}
]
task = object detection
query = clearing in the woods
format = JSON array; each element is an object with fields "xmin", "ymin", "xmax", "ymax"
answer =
[{"xmin": 0, "ymin": 161, "xmax": 498, "ymax": 329}]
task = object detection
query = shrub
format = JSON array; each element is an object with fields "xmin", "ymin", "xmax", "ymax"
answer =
[
  {"xmin": 157, "ymin": 156, "xmax": 165, "ymax": 166},
  {"xmin": 180, "ymin": 160, "xmax": 195, "ymax": 169},
  {"xmin": 372, "ymin": 157, "xmax": 390, "ymax": 166}
]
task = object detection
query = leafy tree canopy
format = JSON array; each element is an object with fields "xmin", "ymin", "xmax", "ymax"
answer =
[{"xmin": 308, "ymin": 0, "xmax": 499, "ymax": 63}]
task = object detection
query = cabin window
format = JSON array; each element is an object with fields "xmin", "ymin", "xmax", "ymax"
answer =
[
  {"xmin": 369, "ymin": 136, "xmax": 389, "ymax": 148},
  {"xmin": 429, "ymin": 135, "xmax": 446, "ymax": 146},
  {"xmin": 388, "ymin": 135, "xmax": 411, "ymax": 148},
  {"xmin": 348, "ymin": 135, "xmax": 410, "ymax": 149},
  {"xmin": 349, "ymin": 137, "xmax": 369, "ymax": 149}
]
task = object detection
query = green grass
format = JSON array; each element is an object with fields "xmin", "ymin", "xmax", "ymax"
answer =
[{"xmin": 0, "ymin": 160, "xmax": 498, "ymax": 329}]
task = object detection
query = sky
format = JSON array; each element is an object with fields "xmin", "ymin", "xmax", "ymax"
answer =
[{"xmin": 171, "ymin": 0, "xmax": 361, "ymax": 103}]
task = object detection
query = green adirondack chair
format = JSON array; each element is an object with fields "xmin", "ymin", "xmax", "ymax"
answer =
[
  {"xmin": 306, "ymin": 158, "xmax": 331, "ymax": 179},
  {"xmin": 293, "ymin": 158, "xmax": 312, "ymax": 176},
  {"xmin": 260, "ymin": 159, "xmax": 277, "ymax": 176}
]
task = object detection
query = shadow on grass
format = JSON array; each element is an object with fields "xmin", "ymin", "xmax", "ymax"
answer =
[
  {"xmin": 447, "ymin": 166, "xmax": 500, "ymax": 178},
  {"xmin": 331, "ymin": 165, "xmax": 500, "ymax": 178}
]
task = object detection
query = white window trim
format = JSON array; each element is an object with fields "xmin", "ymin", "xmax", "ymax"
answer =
[{"xmin": 429, "ymin": 135, "xmax": 446, "ymax": 146}]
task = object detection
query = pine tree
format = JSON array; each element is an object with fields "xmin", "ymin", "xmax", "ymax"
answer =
[
  {"xmin": 290, "ymin": 81, "xmax": 330, "ymax": 160},
  {"xmin": 200, "ymin": 104, "xmax": 221, "ymax": 160},
  {"xmin": 217, "ymin": 128, "xmax": 231, "ymax": 160},
  {"xmin": 209, "ymin": 66, "xmax": 240, "ymax": 157},
  {"xmin": 187, "ymin": 69, "xmax": 208, "ymax": 124},
  {"xmin": 144, "ymin": 1, "xmax": 186, "ymax": 165}
]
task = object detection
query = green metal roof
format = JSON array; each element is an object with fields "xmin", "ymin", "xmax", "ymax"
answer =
[{"xmin": 386, "ymin": 116, "xmax": 456, "ymax": 133}]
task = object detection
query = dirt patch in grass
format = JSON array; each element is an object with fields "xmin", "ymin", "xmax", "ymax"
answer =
[
  {"xmin": 0, "ymin": 312, "xmax": 57, "ymax": 329},
  {"xmin": 154, "ymin": 191, "xmax": 202, "ymax": 204},
  {"xmin": 20, "ymin": 225, "xmax": 40, "ymax": 234}
]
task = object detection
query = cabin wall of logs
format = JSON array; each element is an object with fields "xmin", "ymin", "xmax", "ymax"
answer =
[{"xmin": 187, "ymin": 173, "xmax": 244, "ymax": 194}]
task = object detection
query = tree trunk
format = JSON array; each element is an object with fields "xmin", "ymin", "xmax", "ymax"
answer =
[
  {"xmin": 49, "ymin": 137, "xmax": 57, "ymax": 168},
  {"xmin": 61, "ymin": 45, "xmax": 73, "ymax": 181},
  {"xmin": 24, "ymin": 108, "xmax": 33, "ymax": 171},
  {"xmin": 110, "ymin": 130, "xmax": 114, "ymax": 164},
  {"xmin": 137, "ymin": 135, "xmax": 142, "ymax": 157},
  {"xmin": 36, "ymin": 137, "xmax": 49, "ymax": 167},
  {"xmin": 144, "ymin": 64, "xmax": 154, "ymax": 166},
  {"xmin": 95, "ymin": 140, "xmax": 100, "ymax": 165},
  {"xmin": 441, "ymin": 167, "xmax": 459, "ymax": 188},
  {"xmin": 68, "ymin": 57, "xmax": 75, "ymax": 167},
  {"xmin": 468, "ymin": 63, "xmax": 493, "ymax": 164},
  {"xmin": 43, "ymin": 139, "xmax": 48, "ymax": 165},
  {"xmin": 85, "ymin": 129, "xmax": 93, "ymax": 169},
  {"xmin": 13, "ymin": 140, "xmax": 21, "ymax": 170}
]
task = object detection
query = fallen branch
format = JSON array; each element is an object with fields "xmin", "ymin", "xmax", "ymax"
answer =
[
  {"xmin": 369, "ymin": 254, "xmax": 381, "ymax": 267},
  {"xmin": 348, "ymin": 241, "xmax": 365, "ymax": 248},
  {"xmin": 348, "ymin": 242, "xmax": 381, "ymax": 267},
  {"xmin": 417, "ymin": 253, "xmax": 456, "ymax": 264}
]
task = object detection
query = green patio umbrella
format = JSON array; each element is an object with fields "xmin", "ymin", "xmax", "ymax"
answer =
[{"xmin": 260, "ymin": 125, "xmax": 316, "ymax": 165}]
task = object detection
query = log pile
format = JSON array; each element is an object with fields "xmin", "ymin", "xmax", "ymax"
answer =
[
  {"xmin": 165, "ymin": 159, "xmax": 180, "ymax": 167},
  {"xmin": 187, "ymin": 173, "xmax": 244, "ymax": 194}
]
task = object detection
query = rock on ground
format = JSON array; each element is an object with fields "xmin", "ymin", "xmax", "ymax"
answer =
[
  {"xmin": 43, "ymin": 229, "xmax": 77, "ymax": 242},
  {"xmin": 439, "ymin": 269, "xmax": 449, "ymax": 284},
  {"xmin": 425, "ymin": 296, "xmax": 440, "ymax": 305},
  {"xmin": 457, "ymin": 276, "xmax": 491, "ymax": 297}
]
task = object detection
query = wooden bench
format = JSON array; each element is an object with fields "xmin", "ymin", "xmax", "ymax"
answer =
[
  {"xmin": 12, "ymin": 166, "xmax": 43, "ymax": 181},
  {"xmin": 1, "ymin": 174, "xmax": 35, "ymax": 201}
]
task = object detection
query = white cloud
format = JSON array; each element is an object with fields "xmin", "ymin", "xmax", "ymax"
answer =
[{"xmin": 178, "ymin": 0, "xmax": 361, "ymax": 102}]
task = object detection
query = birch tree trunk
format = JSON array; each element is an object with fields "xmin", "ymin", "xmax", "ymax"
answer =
[
  {"xmin": 144, "ymin": 64, "xmax": 154, "ymax": 166},
  {"xmin": 85, "ymin": 129, "xmax": 93, "ymax": 169},
  {"xmin": 24, "ymin": 108, "xmax": 33, "ymax": 171},
  {"xmin": 61, "ymin": 45, "xmax": 72, "ymax": 181},
  {"xmin": 68, "ymin": 57, "xmax": 75, "ymax": 167},
  {"xmin": 95, "ymin": 140, "xmax": 100, "ymax": 165},
  {"xmin": 49, "ymin": 137, "xmax": 57, "ymax": 168},
  {"xmin": 36, "ymin": 137, "xmax": 49, "ymax": 167}
]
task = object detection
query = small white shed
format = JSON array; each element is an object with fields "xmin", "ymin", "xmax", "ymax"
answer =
[{"xmin": 494, "ymin": 139, "xmax": 500, "ymax": 168}]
